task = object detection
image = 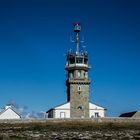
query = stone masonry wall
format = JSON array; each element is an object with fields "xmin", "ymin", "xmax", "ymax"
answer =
[
  {"xmin": 0, "ymin": 118, "xmax": 140, "ymax": 140},
  {"xmin": 70, "ymin": 84, "xmax": 89, "ymax": 118}
]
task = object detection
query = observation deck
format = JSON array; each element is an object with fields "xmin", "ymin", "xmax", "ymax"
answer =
[{"xmin": 65, "ymin": 51, "xmax": 91, "ymax": 70}]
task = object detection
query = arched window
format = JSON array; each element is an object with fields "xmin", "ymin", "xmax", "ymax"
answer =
[
  {"xmin": 77, "ymin": 70, "xmax": 81, "ymax": 78},
  {"xmin": 77, "ymin": 105, "xmax": 83, "ymax": 110},
  {"xmin": 78, "ymin": 85, "xmax": 81, "ymax": 91},
  {"xmin": 70, "ymin": 72, "xmax": 73, "ymax": 78},
  {"xmin": 85, "ymin": 72, "xmax": 88, "ymax": 78}
]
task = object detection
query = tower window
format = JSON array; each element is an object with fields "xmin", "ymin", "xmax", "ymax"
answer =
[
  {"xmin": 69, "ymin": 72, "xmax": 74, "ymax": 78},
  {"xmin": 77, "ymin": 105, "xmax": 83, "ymax": 110},
  {"xmin": 84, "ymin": 58, "xmax": 88, "ymax": 64},
  {"xmin": 85, "ymin": 72, "xmax": 88, "ymax": 78},
  {"xmin": 76, "ymin": 57, "xmax": 83, "ymax": 63},
  {"xmin": 77, "ymin": 70, "xmax": 81, "ymax": 78},
  {"xmin": 78, "ymin": 85, "xmax": 81, "ymax": 91},
  {"xmin": 69, "ymin": 57, "xmax": 75, "ymax": 64}
]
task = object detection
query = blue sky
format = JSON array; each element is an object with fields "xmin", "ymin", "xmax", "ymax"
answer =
[{"xmin": 0, "ymin": 0, "xmax": 139, "ymax": 116}]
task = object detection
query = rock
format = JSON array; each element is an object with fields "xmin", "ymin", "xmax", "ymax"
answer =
[
  {"xmin": 104, "ymin": 133, "xmax": 113, "ymax": 137},
  {"xmin": 134, "ymin": 135, "xmax": 140, "ymax": 139},
  {"xmin": 81, "ymin": 136, "xmax": 90, "ymax": 139},
  {"xmin": 51, "ymin": 132, "xmax": 58, "ymax": 136}
]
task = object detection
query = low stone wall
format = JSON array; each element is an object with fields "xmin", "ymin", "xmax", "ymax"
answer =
[
  {"xmin": 0, "ymin": 117, "xmax": 140, "ymax": 123},
  {"xmin": 0, "ymin": 118, "xmax": 139, "ymax": 140}
]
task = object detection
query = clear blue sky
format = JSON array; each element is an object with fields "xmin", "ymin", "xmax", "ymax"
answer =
[{"xmin": 0, "ymin": 0, "xmax": 139, "ymax": 117}]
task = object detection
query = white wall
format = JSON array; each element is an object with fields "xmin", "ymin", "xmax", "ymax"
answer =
[
  {"xmin": 0, "ymin": 108, "xmax": 21, "ymax": 119},
  {"xmin": 89, "ymin": 102, "xmax": 106, "ymax": 118},
  {"xmin": 54, "ymin": 102, "xmax": 70, "ymax": 118},
  {"xmin": 48, "ymin": 102, "xmax": 106, "ymax": 118},
  {"xmin": 89, "ymin": 109, "xmax": 105, "ymax": 118},
  {"xmin": 54, "ymin": 109, "xmax": 70, "ymax": 118},
  {"xmin": 55, "ymin": 102, "xmax": 70, "ymax": 109}
]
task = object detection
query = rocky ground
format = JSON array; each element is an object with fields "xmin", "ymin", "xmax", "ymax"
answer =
[
  {"xmin": 0, "ymin": 129, "xmax": 140, "ymax": 140},
  {"xmin": 0, "ymin": 120, "xmax": 139, "ymax": 140}
]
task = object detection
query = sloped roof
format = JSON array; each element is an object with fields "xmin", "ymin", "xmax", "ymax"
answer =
[
  {"xmin": 119, "ymin": 111, "xmax": 137, "ymax": 117},
  {"xmin": 0, "ymin": 107, "xmax": 21, "ymax": 118},
  {"xmin": 55, "ymin": 102, "xmax": 70, "ymax": 109},
  {"xmin": 46, "ymin": 102, "xmax": 106, "ymax": 113},
  {"xmin": 89, "ymin": 102, "xmax": 107, "ymax": 110},
  {"xmin": 46, "ymin": 102, "xmax": 70, "ymax": 113}
]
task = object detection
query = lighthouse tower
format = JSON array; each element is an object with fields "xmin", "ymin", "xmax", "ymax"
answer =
[
  {"xmin": 46, "ymin": 23, "xmax": 106, "ymax": 119},
  {"xmin": 65, "ymin": 23, "xmax": 91, "ymax": 118}
]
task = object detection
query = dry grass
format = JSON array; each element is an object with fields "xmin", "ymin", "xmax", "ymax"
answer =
[{"xmin": 0, "ymin": 120, "xmax": 139, "ymax": 132}]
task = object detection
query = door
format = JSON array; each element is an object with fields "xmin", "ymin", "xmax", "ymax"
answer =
[
  {"xmin": 95, "ymin": 112, "xmax": 99, "ymax": 118},
  {"xmin": 60, "ymin": 112, "xmax": 66, "ymax": 118}
]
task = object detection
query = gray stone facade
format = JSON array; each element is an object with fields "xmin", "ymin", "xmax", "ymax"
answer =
[
  {"xmin": 65, "ymin": 55, "xmax": 91, "ymax": 118},
  {"xmin": 69, "ymin": 83, "xmax": 90, "ymax": 118},
  {"xmin": 65, "ymin": 57, "xmax": 91, "ymax": 118}
]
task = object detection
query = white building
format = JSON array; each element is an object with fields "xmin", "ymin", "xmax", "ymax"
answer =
[
  {"xmin": 47, "ymin": 102, "xmax": 106, "ymax": 118},
  {"xmin": 47, "ymin": 102, "xmax": 70, "ymax": 118},
  {"xmin": 0, "ymin": 105, "xmax": 21, "ymax": 119}
]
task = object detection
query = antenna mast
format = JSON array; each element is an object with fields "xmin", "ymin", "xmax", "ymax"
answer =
[{"xmin": 74, "ymin": 23, "xmax": 81, "ymax": 55}]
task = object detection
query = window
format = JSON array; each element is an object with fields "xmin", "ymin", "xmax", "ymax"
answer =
[
  {"xmin": 77, "ymin": 70, "xmax": 81, "ymax": 78},
  {"xmin": 77, "ymin": 105, "xmax": 83, "ymax": 110},
  {"xmin": 76, "ymin": 57, "xmax": 83, "ymax": 63},
  {"xmin": 78, "ymin": 85, "xmax": 81, "ymax": 91},
  {"xmin": 84, "ymin": 58, "xmax": 88, "ymax": 64},
  {"xmin": 69, "ymin": 72, "xmax": 73, "ymax": 78},
  {"xmin": 85, "ymin": 72, "xmax": 88, "ymax": 78},
  {"xmin": 95, "ymin": 112, "xmax": 99, "ymax": 118},
  {"xmin": 69, "ymin": 57, "xmax": 75, "ymax": 64}
]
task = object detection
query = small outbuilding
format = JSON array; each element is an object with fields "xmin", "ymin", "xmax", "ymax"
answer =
[{"xmin": 0, "ymin": 105, "xmax": 21, "ymax": 119}]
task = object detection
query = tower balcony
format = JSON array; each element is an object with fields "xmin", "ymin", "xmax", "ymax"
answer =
[
  {"xmin": 67, "ymin": 78, "xmax": 91, "ymax": 84},
  {"xmin": 65, "ymin": 63, "xmax": 91, "ymax": 70}
]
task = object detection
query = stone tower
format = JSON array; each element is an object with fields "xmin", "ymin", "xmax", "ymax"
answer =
[{"xmin": 65, "ymin": 23, "xmax": 91, "ymax": 118}]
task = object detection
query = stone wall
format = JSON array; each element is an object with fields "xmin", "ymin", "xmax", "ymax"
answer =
[
  {"xmin": 70, "ymin": 84, "xmax": 89, "ymax": 118},
  {"xmin": 0, "ymin": 118, "xmax": 139, "ymax": 140},
  {"xmin": 0, "ymin": 117, "xmax": 140, "ymax": 123}
]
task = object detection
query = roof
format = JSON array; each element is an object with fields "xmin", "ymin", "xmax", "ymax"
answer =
[
  {"xmin": 89, "ymin": 102, "xmax": 107, "ymax": 110},
  {"xmin": 0, "ymin": 107, "xmax": 21, "ymax": 118},
  {"xmin": 46, "ymin": 102, "xmax": 70, "ymax": 113},
  {"xmin": 46, "ymin": 101, "xmax": 106, "ymax": 113},
  {"xmin": 119, "ymin": 111, "xmax": 137, "ymax": 117}
]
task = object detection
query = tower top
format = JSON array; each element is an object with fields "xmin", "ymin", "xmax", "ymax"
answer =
[
  {"xmin": 65, "ymin": 24, "xmax": 91, "ymax": 71},
  {"xmin": 73, "ymin": 23, "xmax": 81, "ymax": 33}
]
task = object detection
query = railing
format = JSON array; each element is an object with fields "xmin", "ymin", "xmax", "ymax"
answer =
[{"xmin": 65, "ymin": 63, "xmax": 91, "ymax": 69}]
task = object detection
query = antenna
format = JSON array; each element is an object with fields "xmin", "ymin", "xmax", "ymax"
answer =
[{"xmin": 73, "ymin": 23, "xmax": 81, "ymax": 55}]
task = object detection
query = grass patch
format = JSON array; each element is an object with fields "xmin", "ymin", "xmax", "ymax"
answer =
[{"xmin": 0, "ymin": 121, "xmax": 139, "ymax": 132}]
